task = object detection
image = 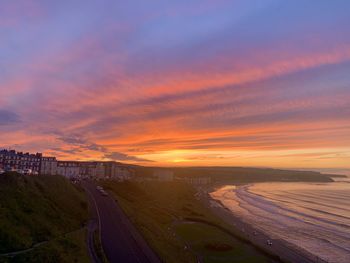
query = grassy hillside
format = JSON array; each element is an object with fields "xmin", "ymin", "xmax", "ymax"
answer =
[
  {"xmin": 102, "ymin": 180, "xmax": 275, "ymax": 263},
  {"xmin": 0, "ymin": 172, "xmax": 89, "ymax": 263},
  {"xmin": 135, "ymin": 166, "xmax": 335, "ymax": 183}
]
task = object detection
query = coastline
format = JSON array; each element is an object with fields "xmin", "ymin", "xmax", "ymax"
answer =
[{"xmin": 204, "ymin": 184, "xmax": 327, "ymax": 263}]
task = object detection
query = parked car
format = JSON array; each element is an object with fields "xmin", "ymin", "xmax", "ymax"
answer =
[
  {"xmin": 16, "ymin": 169, "xmax": 24, "ymax": 175},
  {"xmin": 100, "ymin": 190, "xmax": 108, "ymax": 196},
  {"xmin": 23, "ymin": 169, "xmax": 33, "ymax": 175}
]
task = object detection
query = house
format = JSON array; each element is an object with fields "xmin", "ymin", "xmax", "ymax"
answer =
[
  {"xmin": 0, "ymin": 149, "xmax": 42, "ymax": 175},
  {"xmin": 79, "ymin": 162, "xmax": 105, "ymax": 178},
  {"xmin": 57, "ymin": 161, "xmax": 80, "ymax": 178},
  {"xmin": 104, "ymin": 162, "xmax": 133, "ymax": 181},
  {"xmin": 180, "ymin": 176, "xmax": 211, "ymax": 185},
  {"xmin": 0, "ymin": 148, "xmax": 134, "ymax": 180},
  {"xmin": 153, "ymin": 169, "xmax": 174, "ymax": 181},
  {"xmin": 40, "ymin": 157, "xmax": 57, "ymax": 175}
]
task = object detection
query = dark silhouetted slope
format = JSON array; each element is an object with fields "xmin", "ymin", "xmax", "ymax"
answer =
[{"xmin": 0, "ymin": 172, "xmax": 89, "ymax": 262}]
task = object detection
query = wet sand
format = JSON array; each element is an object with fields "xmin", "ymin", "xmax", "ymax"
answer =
[{"xmin": 204, "ymin": 186, "xmax": 327, "ymax": 263}]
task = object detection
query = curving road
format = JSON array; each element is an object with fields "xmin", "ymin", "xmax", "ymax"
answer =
[{"xmin": 83, "ymin": 180, "xmax": 160, "ymax": 263}]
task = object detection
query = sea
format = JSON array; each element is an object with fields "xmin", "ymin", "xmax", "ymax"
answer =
[{"xmin": 210, "ymin": 177, "xmax": 350, "ymax": 263}]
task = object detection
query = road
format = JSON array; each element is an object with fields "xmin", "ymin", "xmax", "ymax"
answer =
[
  {"xmin": 86, "ymin": 219, "xmax": 100, "ymax": 263},
  {"xmin": 83, "ymin": 181, "xmax": 161, "ymax": 263}
]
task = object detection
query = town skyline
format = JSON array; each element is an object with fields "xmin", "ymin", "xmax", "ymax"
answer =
[
  {"xmin": 1, "ymin": 1, "xmax": 350, "ymax": 168},
  {"xmin": 0, "ymin": 148, "xmax": 134, "ymax": 179}
]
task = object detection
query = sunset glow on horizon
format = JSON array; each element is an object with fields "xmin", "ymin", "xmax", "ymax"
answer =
[{"xmin": 1, "ymin": 1, "xmax": 350, "ymax": 168}]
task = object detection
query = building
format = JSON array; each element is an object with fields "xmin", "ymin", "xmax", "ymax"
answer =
[
  {"xmin": 40, "ymin": 157, "xmax": 57, "ymax": 175},
  {"xmin": 79, "ymin": 162, "xmax": 105, "ymax": 179},
  {"xmin": 96, "ymin": 162, "xmax": 106, "ymax": 178},
  {"xmin": 56, "ymin": 161, "xmax": 80, "ymax": 178},
  {"xmin": 56, "ymin": 161, "xmax": 107, "ymax": 179},
  {"xmin": 0, "ymin": 148, "xmax": 134, "ymax": 180},
  {"xmin": 104, "ymin": 162, "xmax": 133, "ymax": 181},
  {"xmin": 153, "ymin": 169, "xmax": 174, "ymax": 181},
  {"xmin": 113, "ymin": 165, "xmax": 133, "ymax": 181},
  {"xmin": 0, "ymin": 149, "xmax": 42, "ymax": 175},
  {"xmin": 104, "ymin": 161, "xmax": 116, "ymax": 178},
  {"xmin": 180, "ymin": 176, "xmax": 211, "ymax": 185}
]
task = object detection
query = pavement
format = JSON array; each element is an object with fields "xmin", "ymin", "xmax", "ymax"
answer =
[{"xmin": 82, "ymin": 180, "xmax": 161, "ymax": 263}]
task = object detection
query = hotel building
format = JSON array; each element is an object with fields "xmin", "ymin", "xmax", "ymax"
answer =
[{"xmin": 0, "ymin": 149, "xmax": 42, "ymax": 174}]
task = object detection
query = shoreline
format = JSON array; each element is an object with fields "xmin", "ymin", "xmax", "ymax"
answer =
[{"xmin": 204, "ymin": 184, "xmax": 327, "ymax": 263}]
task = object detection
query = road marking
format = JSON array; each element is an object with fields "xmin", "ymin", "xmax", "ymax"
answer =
[
  {"xmin": 86, "ymin": 182, "xmax": 157, "ymax": 263},
  {"xmin": 86, "ymin": 183, "xmax": 143, "ymax": 263},
  {"xmin": 105, "ymin": 192, "xmax": 143, "ymax": 263},
  {"xmin": 84, "ymin": 183, "xmax": 105, "ymax": 262}
]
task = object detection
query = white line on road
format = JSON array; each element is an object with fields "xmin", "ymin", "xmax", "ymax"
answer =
[{"xmin": 84, "ymin": 184, "xmax": 105, "ymax": 261}]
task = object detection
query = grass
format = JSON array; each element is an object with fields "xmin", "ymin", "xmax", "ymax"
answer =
[
  {"xmin": 103, "ymin": 181, "xmax": 197, "ymax": 262},
  {"xmin": 93, "ymin": 229, "xmax": 108, "ymax": 263},
  {"xmin": 102, "ymin": 180, "xmax": 273, "ymax": 263},
  {"xmin": 0, "ymin": 228, "xmax": 90, "ymax": 263},
  {"xmin": 175, "ymin": 223, "xmax": 270, "ymax": 263},
  {"xmin": 134, "ymin": 166, "xmax": 336, "ymax": 183},
  {"xmin": 0, "ymin": 172, "xmax": 90, "ymax": 262}
]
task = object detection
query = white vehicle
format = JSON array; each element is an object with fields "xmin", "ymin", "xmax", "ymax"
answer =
[
  {"xmin": 16, "ymin": 169, "xmax": 24, "ymax": 174},
  {"xmin": 0, "ymin": 169, "xmax": 4, "ymax": 174},
  {"xmin": 96, "ymin": 186, "xmax": 108, "ymax": 196},
  {"xmin": 100, "ymin": 189, "xmax": 108, "ymax": 196},
  {"xmin": 266, "ymin": 240, "xmax": 272, "ymax": 246},
  {"xmin": 23, "ymin": 169, "xmax": 32, "ymax": 175}
]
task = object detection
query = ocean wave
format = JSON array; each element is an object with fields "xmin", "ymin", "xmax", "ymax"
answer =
[
  {"xmin": 252, "ymin": 192, "xmax": 350, "ymax": 220},
  {"xmin": 236, "ymin": 186, "xmax": 350, "ymax": 235},
  {"xmin": 212, "ymin": 182, "xmax": 350, "ymax": 263}
]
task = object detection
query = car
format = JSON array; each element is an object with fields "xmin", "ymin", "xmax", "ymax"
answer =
[
  {"xmin": 23, "ymin": 169, "xmax": 33, "ymax": 175},
  {"xmin": 0, "ymin": 169, "xmax": 4, "ymax": 174},
  {"xmin": 100, "ymin": 189, "xmax": 108, "ymax": 196},
  {"xmin": 266, "ymin": 240, "xmax": 272, "ymax": 246}
]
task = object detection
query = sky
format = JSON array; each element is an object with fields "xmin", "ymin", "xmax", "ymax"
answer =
[{"xmin": 1, "ymin": 0, "xmax": 350, "ymax": 168}]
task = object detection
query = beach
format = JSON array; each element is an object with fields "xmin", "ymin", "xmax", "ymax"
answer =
[{"xmin": 207, "ymin": 181, "xmax": 350, "ymax": 263}]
